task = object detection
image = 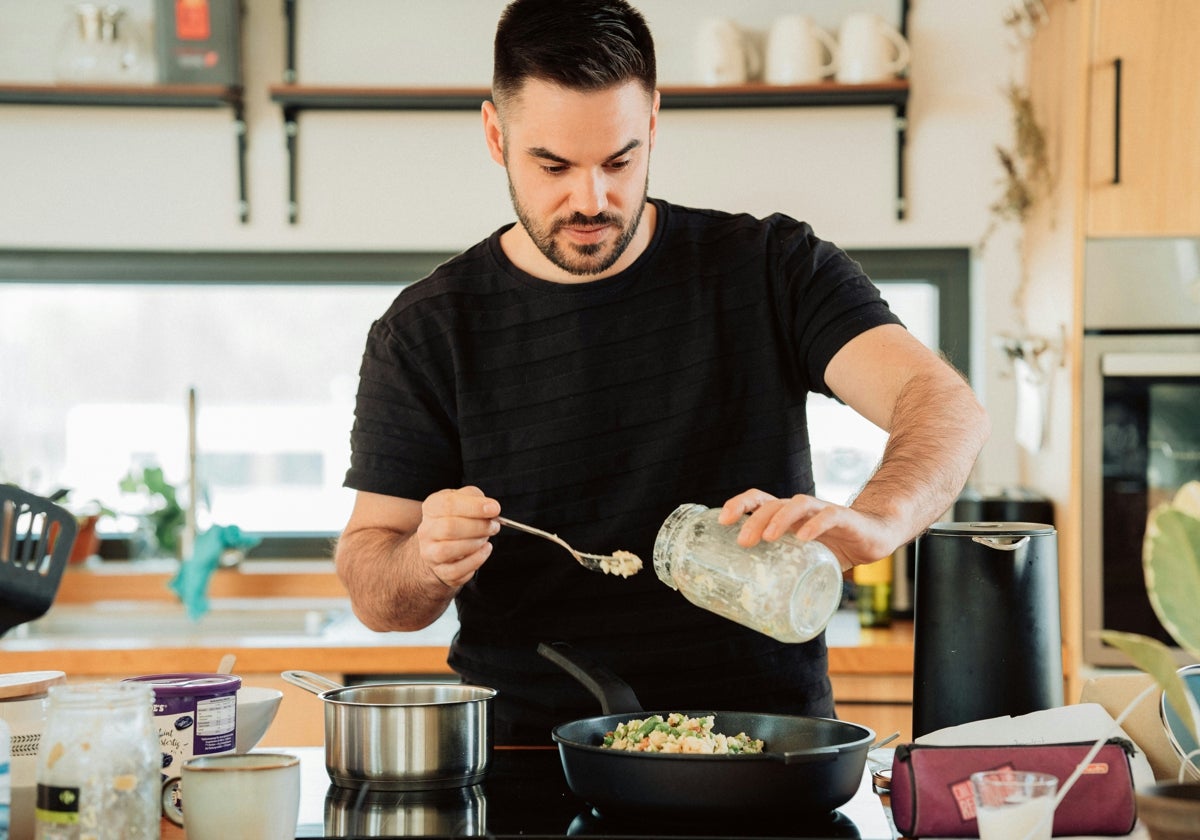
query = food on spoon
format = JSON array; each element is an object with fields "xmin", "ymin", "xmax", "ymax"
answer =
[
  {"xmin": 600, "ymin": 550, "xmax": 642, "ymax": 577},
  {"xmin": 601, "ymin": 713, "xmax": 764, "ymax": 754}
]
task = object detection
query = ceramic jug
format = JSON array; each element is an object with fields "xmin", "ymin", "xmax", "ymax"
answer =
[
  {"xmin": 835, "ymin": 11, "xmax": 910, "ymax": 84},
  {"xmin": 765, "ymin": 15, "xmax": 838, "ymax": 84},
  {"xmin": 695, "ymin": 18, "xmax": 758, "ymax": 85}
]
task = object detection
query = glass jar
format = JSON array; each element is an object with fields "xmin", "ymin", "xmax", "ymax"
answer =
[
  {"xmin": 652, "ymin": 503, "xmax": 843, "ymax": 643},
  {"xmin": 54, "ymin": 3, "xmax": 153, "ymax": 84},
  {"xmin": 34, "ymin": 683, "xmax": 159, "ymax": 840}
]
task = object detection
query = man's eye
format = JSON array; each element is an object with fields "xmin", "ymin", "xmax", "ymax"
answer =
[
  {"xmin": 541, "ymin": 165, "xmax": 568, "ymax": 175},
  {"xmin": 607, "ymin": 160, "xmax": 632, "ymax": 171}
]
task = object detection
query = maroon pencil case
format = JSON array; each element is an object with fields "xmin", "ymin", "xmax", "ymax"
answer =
[{"xmin": 889, "ymin": 740, "xmax": 1138, "ymax": 837}]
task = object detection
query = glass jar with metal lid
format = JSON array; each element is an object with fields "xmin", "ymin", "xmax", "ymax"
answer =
[{"xmin": 34, "ymin": 682, "xmax": 159, "ymax": 839}]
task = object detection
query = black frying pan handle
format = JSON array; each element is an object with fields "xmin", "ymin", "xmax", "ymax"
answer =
[
  {"xmin": 537, "ymin": 641, "xmax": 645, "ymax": 716},
  {"xmin": 775, "ymin": 745, "xmax": 840, "ymax": 765}
]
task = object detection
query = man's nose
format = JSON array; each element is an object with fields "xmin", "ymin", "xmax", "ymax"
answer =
[{"xmin": 570, "ymin": 170, "xmax": 609, "ymax": 217}]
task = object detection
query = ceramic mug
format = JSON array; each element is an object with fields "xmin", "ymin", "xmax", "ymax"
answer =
[
  {"xmin": 180, "ymin": 752, "xmax": 301, "ymax": 840},
  {"xmin": 695, "ymin": 17, "xmax": 757, "ymax": 85},
  {"xmin": 765, "ymin": 15, "xmax": 838, "ymax": 84},
  {"xmin": 835, "ymin": 12, "xmax": 910, "ymax": 83}
]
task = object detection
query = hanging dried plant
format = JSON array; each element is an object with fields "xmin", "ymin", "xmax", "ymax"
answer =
[{"xmin": 989, "ymin": 83, "xmax": 1052, "ymax": 227}]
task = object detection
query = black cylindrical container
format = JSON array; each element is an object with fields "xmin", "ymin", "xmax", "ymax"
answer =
[{"xmin": 911, "ymin": 522, "xmax": 1063, "ymax": 738}]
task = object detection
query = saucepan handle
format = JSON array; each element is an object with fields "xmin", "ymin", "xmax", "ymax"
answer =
[
  {"xmin": 538, "ymin": 641, "xmax": 645, "ymax": 716},
  {"xmin": 281, "ymin": 669, "xmax": 344, "ymax": 696}
]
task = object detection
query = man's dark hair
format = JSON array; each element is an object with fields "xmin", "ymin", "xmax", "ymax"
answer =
[{"xmin": 492, "ymin": 0, "xmax": 656, "ymax": 111}]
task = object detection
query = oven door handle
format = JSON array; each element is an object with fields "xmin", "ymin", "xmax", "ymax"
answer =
[{"xmin": 1101, "ymin": 352, "xmax": 1200, "ymax": 377}]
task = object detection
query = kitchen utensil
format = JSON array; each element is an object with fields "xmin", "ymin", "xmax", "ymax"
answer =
[
  {"xmin": 912, "ymin": 522, "xmax": 1063, "ymax": 737},
  {"xmin": 235, "ymin": 686, "xmax": 284, "ymax": 753},
  {"xmin": 537, "ymin": 641, "xmax": 873, "ymax": 818},
  {"xmin": 281, "ymin": 670, "xmax": 495, "ymax": 791},
  {"xmin": 835, "ymin": 11, "xmax": 910, "ymax": 83},
  {"xmin": 217, "ymin": 653, "xmax": 236, "ymax": 674},
  {"xmin": 0, "ymin": 484, "xmax": 77, "ymax": 636},
  {"xmin": 497, "ymin": 516, "xmax": 641, "ymax": 576}
]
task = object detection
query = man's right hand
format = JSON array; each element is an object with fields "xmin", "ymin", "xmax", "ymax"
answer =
[{"xmin": 417, "ymin": 486, "xmax": 502, "ymax": 588}]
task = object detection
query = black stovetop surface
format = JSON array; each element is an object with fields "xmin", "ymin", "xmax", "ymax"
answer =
[{"xmin": 296, "ymin": 747, "xmax": 891, "ymax": 839}]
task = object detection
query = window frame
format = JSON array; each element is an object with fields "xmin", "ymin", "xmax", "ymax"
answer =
[{"xmin": 1, "ymin": 247, "xmax": 969, "ymax": 558}]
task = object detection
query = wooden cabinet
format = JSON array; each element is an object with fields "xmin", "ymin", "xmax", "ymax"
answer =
[{"xmin": 1087, "ymin": 0, "xmax": 1200, "ymax": 236}]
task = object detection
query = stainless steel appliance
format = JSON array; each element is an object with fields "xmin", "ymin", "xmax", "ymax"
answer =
[{"xmin": 1082, "ymin": 238, "xmax": 1200, "ymax": 666}]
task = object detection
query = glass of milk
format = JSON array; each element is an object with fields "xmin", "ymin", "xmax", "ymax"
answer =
[{"xmin": 970, "ymin": 770, "xmax": 1058, "ymax": 840}]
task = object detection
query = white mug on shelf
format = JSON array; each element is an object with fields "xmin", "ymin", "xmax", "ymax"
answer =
[
  {"xmin": 765, "ymin": 15, "xmax": 838, "ymax": 84},
  {"xmin": 835, "ymin": 11, "xmax": 910, "ymax": 84},
  {"xmin": 695, "ymin": 17, "xmax": 756, "ymax": 85}
]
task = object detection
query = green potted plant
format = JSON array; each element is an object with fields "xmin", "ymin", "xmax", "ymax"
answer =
[
  {"xmin": 119, "ymin": 464, "xmax": 186, "ymax": 558},
  {"xmin": 1101, "ymin": 480, "xmax": 1200, "ymax": 837}
]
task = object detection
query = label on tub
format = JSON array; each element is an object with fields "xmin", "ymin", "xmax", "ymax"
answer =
[
  {"xmin": 153, "ymin": 692, "xmax": 236, "ymax": 775},
  {"xmin": 124, "ymin": 674, "xmax": 241, "ymax": 778}
]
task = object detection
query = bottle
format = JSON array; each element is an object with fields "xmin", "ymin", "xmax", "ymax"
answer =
[
  {"xmin": 854, "ymin": 552, "xmax": 894, "ymax": 628},
  {"xmin": 34, "ymin": 683, "xmax": 159, "ymax": 840},
  {"xmin": 652, "ymin": 503, "xmax": 843, "ymax": 643}
]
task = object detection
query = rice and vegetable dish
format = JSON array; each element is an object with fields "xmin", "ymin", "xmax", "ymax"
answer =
[{"xmin": 601, "ymin": 713, "xmax": 765, "ymax": 754}]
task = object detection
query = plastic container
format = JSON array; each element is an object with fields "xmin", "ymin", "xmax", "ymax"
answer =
[
  {"xmin": 34, "ymin": 682, "xmax": 160, "ymax": 839},
  {"xmin": 122, "ymin": 673, "xmax": 240, "ymax": 778},
  {"xmin": 0, "ymin": 671, "xmax": 66, "ymax": 839},
  {"xmin": 652, "ymin": 503, "xmax": 843, "ymax": 643}
]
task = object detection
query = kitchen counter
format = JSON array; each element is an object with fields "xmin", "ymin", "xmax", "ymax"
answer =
[
  {"xmin": 1, "ymin": 565, "xmax": 914, "ymax": 678},
  {"xmin": 161, "ymin": 746, "xmax": 896, "ymax": 840},
  {"xmin": 0, "ymin": 565, "xmax": 915, "ymax": 746}
]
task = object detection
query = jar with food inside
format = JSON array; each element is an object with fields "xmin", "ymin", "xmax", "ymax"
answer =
[
  {"xmin": 652, "ymin": 503, "xmax": 843, "ymax": 643},
  {"xmin": 34, "ymin": 682, "xmax": 159, "ymax": 839}
]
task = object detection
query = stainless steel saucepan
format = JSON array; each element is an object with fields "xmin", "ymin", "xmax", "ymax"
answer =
[{"xmin": 282, "ymin": 670, "xmax": 495, "ymax": 791}]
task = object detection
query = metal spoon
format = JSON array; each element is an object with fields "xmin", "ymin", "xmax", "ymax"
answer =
[{"xmin": 497, "ymin": 517, "xmax": 642, "ymax": 577}]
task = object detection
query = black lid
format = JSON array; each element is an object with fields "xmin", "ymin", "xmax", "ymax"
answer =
[{"xmin": 927, "ymin": 521, "xmax": 1056, "ymax": 537}]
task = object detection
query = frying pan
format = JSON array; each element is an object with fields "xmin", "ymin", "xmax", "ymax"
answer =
[{"xmin": 538, "ymin": 641, "xmax": 874, "ymax": 818}]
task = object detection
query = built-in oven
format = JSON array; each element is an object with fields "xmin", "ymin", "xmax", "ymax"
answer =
[{"xmin": 1082, "ymin": 238, "xmax": 1200, "ymax": 667}]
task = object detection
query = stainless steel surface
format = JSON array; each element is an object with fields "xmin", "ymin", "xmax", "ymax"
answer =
[
  {"xmin": 497, "ymin": 516, "xmax": 641, "ymax": 576},
  {"xmin": 9, "ymin": 598, "xmax": 344, "ymax": 641},
  {"xmin": 282, "ymin": 670, "xmax": 495, "ymax": 791},
  {"xmin": 1081, "ymin": 332, "xmax": 1200, "ymax": 666},
  {"xmin": 324, "ymin": 782, "xmax": 486, "ymax": 836},
  {"xmin": 1085, "ymin": 238, "xmax": 1200, "ymax": 330}
]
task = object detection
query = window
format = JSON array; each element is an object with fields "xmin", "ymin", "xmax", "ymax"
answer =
[{"xmin": 0, "ymin": 248, "xmax": 968, "ymax": 554}]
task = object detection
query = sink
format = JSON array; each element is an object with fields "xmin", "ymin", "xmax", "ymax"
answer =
[{"xmin": 5, "ymin": 598, "xmax": 350, "ymax": 642}]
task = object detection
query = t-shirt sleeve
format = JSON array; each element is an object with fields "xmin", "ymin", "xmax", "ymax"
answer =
[
  {"xmin": 343, "ymin": 314, "xmax": 463, "ymax": 499},
  {"xmin": 773, "ymin": 220, "xmax": 904, "ymax": 398}
]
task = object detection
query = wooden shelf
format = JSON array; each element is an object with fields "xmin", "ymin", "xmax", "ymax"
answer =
[
  {"xmin": 268, "ymin": 81, "xmax": 908, "ymax": 111},
  {"xmin": 0, "ymin": 83, "xmax": 249, "ymax": 223},
  {"xmin": 269, "ymin": 81, "xmax": 910, "ymax": 224}
]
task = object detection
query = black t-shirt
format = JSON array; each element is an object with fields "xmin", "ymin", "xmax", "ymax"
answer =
[{"xmin": 345, "ymin": 200, "xmax": 902, "ymax": 743}]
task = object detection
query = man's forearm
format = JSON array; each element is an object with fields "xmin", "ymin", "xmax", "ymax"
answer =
[
  {"xmin": 851, "ymin": 369, "xmax": 990, "ymax": 543},
  {"xmin": 334, "ymin": 526, "xmax": 458, "ymax": 632}
]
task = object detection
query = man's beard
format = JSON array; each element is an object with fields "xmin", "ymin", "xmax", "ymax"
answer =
[{"xmin": 508, "ymin": 175, "xmax": 650, "ymax": 277}]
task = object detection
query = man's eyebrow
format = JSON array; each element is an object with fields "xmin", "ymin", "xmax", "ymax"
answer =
[{"xmin": 525, "ymin": 139, "xmax": 643, "ymax": 165}]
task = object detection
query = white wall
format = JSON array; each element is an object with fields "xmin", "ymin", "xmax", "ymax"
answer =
[{"xmin": 0, "ymin": 0, "xmax": 1030, "ymax": 489}]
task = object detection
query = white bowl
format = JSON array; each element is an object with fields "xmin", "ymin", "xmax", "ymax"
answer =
[{"xmin": 235, "ymin": 686, "xmax": 283, "ymax": 753}]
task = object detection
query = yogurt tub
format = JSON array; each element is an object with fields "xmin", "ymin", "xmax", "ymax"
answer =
[{"xmin": 123, "ymin": 673, "xmax": 241, "ymax": 777}]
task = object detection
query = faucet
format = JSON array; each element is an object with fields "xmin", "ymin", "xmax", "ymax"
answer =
[{"xmin": 183, "ymin": 386, "xmax": 198, "ymax": 560}]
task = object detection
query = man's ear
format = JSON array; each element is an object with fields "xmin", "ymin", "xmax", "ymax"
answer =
[
  {"xmin": 648, "ymin": 89, "xmax": 660, "ymax": 150},
  {"xmin": 482, "ymin": 100, "xmax": 506, "ymax": 166}
]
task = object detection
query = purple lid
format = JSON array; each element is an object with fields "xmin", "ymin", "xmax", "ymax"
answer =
[{"xmin": 124, "ymin": 673, "xmax": 242, "ymax": 696}]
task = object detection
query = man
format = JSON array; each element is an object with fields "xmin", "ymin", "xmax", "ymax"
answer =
[{"xmin": 336, "ymin": 0, "xmax": 989, "ymax": 744}]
